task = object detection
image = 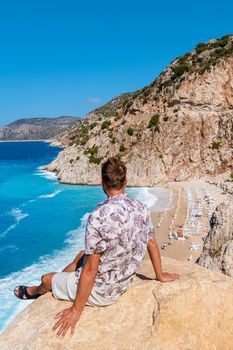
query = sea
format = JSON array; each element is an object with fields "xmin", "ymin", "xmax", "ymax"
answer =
[{"xmin": 0, "ymin": 141, "xmax": 172, "ymax": 331}]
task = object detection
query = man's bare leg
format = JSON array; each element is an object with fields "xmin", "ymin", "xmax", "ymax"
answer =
[{"xmin": 14, "ymin": 250, "xmax": 85, "ymax": 299}]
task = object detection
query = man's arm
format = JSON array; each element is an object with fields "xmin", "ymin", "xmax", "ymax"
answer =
[
  {"xmin": 147, "ymin": 238, "xmax": 179, "ymax": 282},
  {"xmin": 53, "ymin": 253, "xmax": 101, "ymax": 337}
]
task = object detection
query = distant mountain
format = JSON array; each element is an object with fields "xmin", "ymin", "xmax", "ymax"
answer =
[{"xmin": 0, "ymin": 116, "xmax": 81, "ymax": 141}]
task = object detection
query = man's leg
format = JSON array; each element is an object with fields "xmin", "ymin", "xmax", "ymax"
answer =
[
  {"xmin": 14, "ymin": 272, "xmax": 56, "ymax": 299},
  {"xmin": 14, "ymin": 250, "xmax": 85, "ymax": 299}
]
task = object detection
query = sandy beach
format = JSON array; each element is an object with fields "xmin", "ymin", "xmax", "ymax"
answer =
[{"xmin": 151, "ymin": 179, "xmax": 228, "ymax": 263}]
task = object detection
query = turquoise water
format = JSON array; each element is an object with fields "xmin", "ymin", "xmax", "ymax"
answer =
[{"xmin": 0, "ymin": 141, "xmax": 169, "ymax": 331}]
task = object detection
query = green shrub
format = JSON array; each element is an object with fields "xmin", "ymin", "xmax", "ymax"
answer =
[
  {"xmin": 80, "ymin": 138, "xmax": 88, "ymax": 146},
  {"xmin": 212, "ymin": 141, "xmax": 222, "ymax": 150},
  {"xmin": 198, "ymin": 63, "xmax": 211, "ymax": 74},
  {"xmin": 115, "ymin": 154, "xmax": 122, "ymax": 160},
  {"xmin": 101, "ymin": 120, "xmax": 111, "ymax": 130},
  {"xmin": 173, "ymin": 108, "xmax": 179, "ymax": 113},
  {"xmin": 148, "ymin": 114, "xmax": 160, "ymax": 132},
  {"xmin": 195, "ymin": 42, "xmax": 209, "ymax": 54},
  {"xmin": 159, "ymin": 154, "xmax": 163, "ymax": 159},
  {"xmin": 177, "ymin": 53, "xmax": 190, "ymax": 64},
  {"xmin": 127, "ymin": 127, "xmax": 134, "ymax": 136},
  {"xmin": 89, "ymin": 122, "xmax": 98, "ymax": 130},
  {"xmin": 89, "ymin": 155, "xmax": 102, "ymax": 165},
  {"xmin": 114, "ymin": 113, "xmax": 122, "ymax": 121},
  {"xmin": 230, "ymin": 172, "xmax": 233, "ymax": 181},
  {"xmin": 84, "ymin": 145, "xmax": 98, "ymax": 156},
  {"xmin": 119, "ymin": 144, "xmax": 127, "ymax": 152},
  {"xmin": 213, "ymin": 37, "xmax": 229, "ymax": 48},
  {"xmin": 163, "ymin": 116, "xmax": 169, "ymax": 122},
  {"xmin": 171, "ymin": 63, "xmax": 190, "ymax": 78},
  {"xmin": 69, "ymin": 159, "xmax": 74, "ymax": 164}
]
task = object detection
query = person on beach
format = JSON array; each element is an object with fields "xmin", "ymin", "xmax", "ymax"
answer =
[{"xmin": 14, "ymin": 157, "xmax": 179, "ymax": 337}]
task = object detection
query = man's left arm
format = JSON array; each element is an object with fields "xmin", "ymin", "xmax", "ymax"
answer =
[{"xmin": 52, "ymin": 253, "xmax": 101, "ymax": 337}]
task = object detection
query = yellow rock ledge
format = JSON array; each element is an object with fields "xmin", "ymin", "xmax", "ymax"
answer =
[{"xmin": 1, "ymin": 257, "xmax": 233, "ymax": 350}]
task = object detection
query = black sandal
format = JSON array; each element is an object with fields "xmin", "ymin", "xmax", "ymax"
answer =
[{"xmin": 14, "ymin": 286, "xmax": 42, "ymax": 300}]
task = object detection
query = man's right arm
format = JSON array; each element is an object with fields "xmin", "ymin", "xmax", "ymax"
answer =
[{"xmin": 147, "ymin": 238, "xmax": 180, "ymax": 282}]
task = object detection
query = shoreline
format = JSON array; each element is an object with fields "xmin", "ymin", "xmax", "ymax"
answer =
[
  {"xmin": 149, "ymin": 180, "xmax": 228, "ymax": 263},
  {"xmin": 0, "ymin": 158, "xmax": 228, "ymax": 332},
  {"xmin": 0, "ymin": 139, "xmax": 54, "ymax": 143}
]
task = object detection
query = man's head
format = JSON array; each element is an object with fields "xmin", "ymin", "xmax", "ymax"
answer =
[{"xmin": 101, "ymin": 157, "xmax": 127, "ymax": 193}]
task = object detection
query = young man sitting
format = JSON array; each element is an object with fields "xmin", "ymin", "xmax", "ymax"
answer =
[{"xmin": 14, "ymin": 157, "xmax": 179, "ymax": 337}]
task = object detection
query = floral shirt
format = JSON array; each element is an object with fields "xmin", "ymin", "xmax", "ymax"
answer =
[{"xmin": 85, "ymin": 193, "xmax": 155, "ymax": 302}]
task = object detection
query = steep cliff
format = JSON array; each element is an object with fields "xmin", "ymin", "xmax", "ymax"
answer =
[
  {"xmin": 1, "ymin": 257, "xmax": 233, "ymax": 350},
  {"xmin": 197, "ymin": 198, "xmax": 233, "ymax": 277},
  {"xmin": 0, "ymin": 116, "xmax": 80, "ymax": 141},
  {"xmin": 47, "ymin": 35, "xmax": 233, "ymax": 185}
]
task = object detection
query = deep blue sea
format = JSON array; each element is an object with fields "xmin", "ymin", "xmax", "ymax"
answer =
[{"xmin": 0, "ymin": 141, "xmax": 164, "ymax": 331}]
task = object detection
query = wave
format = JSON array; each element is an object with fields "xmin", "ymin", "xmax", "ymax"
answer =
[
  {"xmin": 34, "ymin": 166, "xmax": 57, "ymax": 181},
  {"xmin": 127, "ymin": 187, "xmax": 157, "ymax": 209},
  {"xmin": 0, "ymin": 245, "xmax": 19, "ymax": 253},
  {"xmin": 0, "ymin": 208, "xmax": 29, "ymax": 239},
  {"xmin": 0, "ymin": 188, "xmax": 62, "ymax": 239},
  {"xmin": 38, "ymin": 189, "xmax": 62, "ymax": 199},
  {"xmin": 0, "ymin": 212, "xmax": 89, "ymax": 331}
]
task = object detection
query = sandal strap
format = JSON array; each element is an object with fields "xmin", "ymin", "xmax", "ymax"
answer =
[{"xmin": 15, "ymin": 286, "xmax": 42, "ymax": 300}]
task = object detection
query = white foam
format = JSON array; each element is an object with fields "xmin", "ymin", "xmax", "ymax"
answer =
[
  {"xmin": 34, "ymin": 166, "xmax": 58, "ymax": 181},
  {"xmin": 0, "ymin": 212, "xmax": 89, "ymax": 331},
  {"xmin": 10, "ymin": 208, "xmax": 29, "ymax": 222},
  {"xmin": 39, "ymin": 189, "xmax": 62, "ymax": 199},
  {"xmin": 0, "ymin": 208, "xmax": 29, "ymax": 239},
  {"xmin": 127, "ymin": 187, "xmax": 157, "ymax": 209}
]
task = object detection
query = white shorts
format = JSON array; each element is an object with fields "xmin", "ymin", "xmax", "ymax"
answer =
[{"xmin": 51, "ymin": 270, "xmax": 117, "ymax": 307}]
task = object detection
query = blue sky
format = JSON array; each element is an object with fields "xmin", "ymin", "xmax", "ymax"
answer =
[{"xmin": 0, "ymin": 0, "xmax": 232, "ymax": 127}]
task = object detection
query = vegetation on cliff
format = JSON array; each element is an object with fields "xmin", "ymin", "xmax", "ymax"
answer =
[{"xmin": 48, "ymin": 34, "xmax": 233, "ymax": 186}]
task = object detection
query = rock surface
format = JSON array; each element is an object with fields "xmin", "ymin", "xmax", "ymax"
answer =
[
  {"xmin": 1, "ymin": 257, "xmax": 233, "ymax": 350},
  {"xmin": 46, "ymin": 35, "xmax": 233, "ymax": 186},
  {"xmin": 197, "ymin": 199, "xmax": 233, "ymax": 277}
]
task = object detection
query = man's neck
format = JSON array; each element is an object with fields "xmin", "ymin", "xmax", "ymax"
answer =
[{"xmin": 106, "ymin": 188, "xmax": 124, "ymax": 198}]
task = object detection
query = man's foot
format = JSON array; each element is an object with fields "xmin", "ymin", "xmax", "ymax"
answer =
[{"xmin": 14, "ymin": 286, "xmax": 42, "ymax": 300}]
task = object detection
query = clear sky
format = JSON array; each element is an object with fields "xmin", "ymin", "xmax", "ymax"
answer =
[{"xmin": 0, "ymin": 0, "xmax": 232, "ymax": 127}]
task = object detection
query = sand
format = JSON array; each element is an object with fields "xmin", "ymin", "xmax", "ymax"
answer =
[{"xmin": 151, "ymin": 179, "xmax": 228, "ymax": 264}]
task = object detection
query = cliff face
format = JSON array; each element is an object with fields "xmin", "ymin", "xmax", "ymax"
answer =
[
  {"xmin": 47, "ymin": 35, "xmax": 233, "ymax": 185},
  {"xmin": 1, "ymin": 257, "xmax": 233, "ymax": 350},
  {"xmin": 197, "ymin": 198, "xmax": 233, "ymax": 277},
  {"xmin": 0, "ymin": 117, "xmax": 80, "ymax": 141}
]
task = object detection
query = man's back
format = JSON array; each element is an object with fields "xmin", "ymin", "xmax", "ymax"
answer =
[{"xmin": 85, "ymin": 193, "xmax": 155, "ymax": 301}]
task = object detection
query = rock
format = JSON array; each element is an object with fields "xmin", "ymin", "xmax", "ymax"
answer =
[
  {"xmin": 1, "ymin": 257, "xmax": 233, "ymax": 350},
  {"xmin": 45, "ymin": 36, "xmax": 233, "ymax": 186},
  {"xmin": 197, "ymin": 200, "xmax": 233, "ymax": 277}
]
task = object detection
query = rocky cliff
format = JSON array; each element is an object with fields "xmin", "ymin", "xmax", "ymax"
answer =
[
  {"xmin": 46, "ymin": 34, "xmax": 233, "ymax": 185},
  {"xmin": 0, "ymin": 117, "xmax": 80, "ymax": 141},
  {"xmin": 197, "ymin": 197, "xmax": 233, "ymax": 277},
  {"xmin": 1, "ymin": 257, "xmax": 233, "ymax": 350}
]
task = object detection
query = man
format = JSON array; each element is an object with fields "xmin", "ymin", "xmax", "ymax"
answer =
[{"xmin": 14, "ymin": 157, "xmax": 179, "ymax": 337}]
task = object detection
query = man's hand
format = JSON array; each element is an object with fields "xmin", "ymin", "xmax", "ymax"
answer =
[
  {"xmin": 53, "ymin": 306, "xmax": 81, "ymax": 338},
  {"xmin": 156, "ymin": 272, "xmax": 180, "ymax": 282},
  {"xmin": 147, "ymin": 239, "xmax": 180, "ymax": 283}
]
